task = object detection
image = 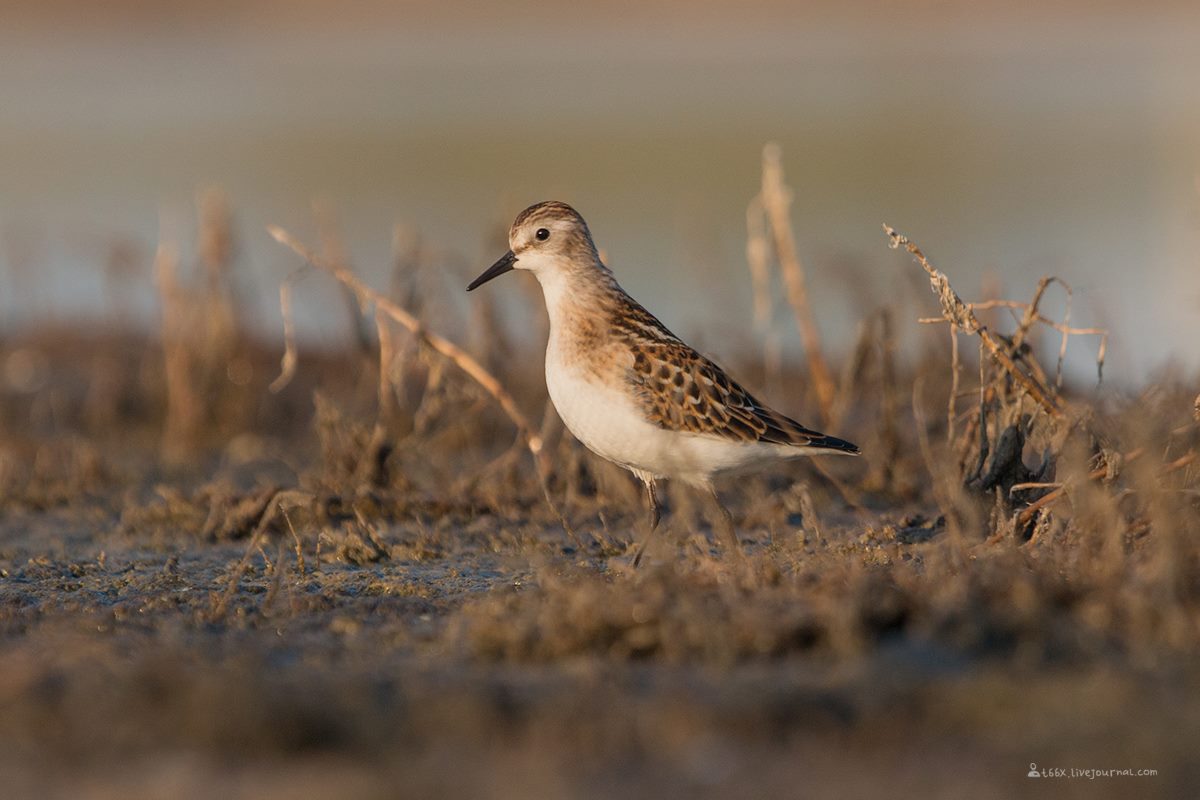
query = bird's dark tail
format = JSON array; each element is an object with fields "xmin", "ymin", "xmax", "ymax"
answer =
[
  {"xmin": 805, "ymin": 433, "xmax": 861, "ymax": 455},
  {"xmin": 760, "ymin": 407, "xmax": 862, "ymax": 455}
]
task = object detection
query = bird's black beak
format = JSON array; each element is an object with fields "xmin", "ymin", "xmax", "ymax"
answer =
[{"xmin": 467, "ymin": 250, "xmax": 517, "ymax": 291}]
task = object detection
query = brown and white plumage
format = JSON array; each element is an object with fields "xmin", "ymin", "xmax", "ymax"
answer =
[
  {"xmin": 469, "ymin": 200, "xmax": 859, "ymax": 563},
  {"xmin": 616, "ymin": 297, "xmax": 859, "ymax": 453}
]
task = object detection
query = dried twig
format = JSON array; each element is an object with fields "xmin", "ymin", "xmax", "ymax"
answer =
[
  {"xmin": 375, "ymin": 307, "xmax": 398, "ymax": 422},
  {"xmin": 885, "ymin": 225, "xmax": 1064, "ymax": 419},
  {"xmin": 745, "ymin": 196, "xmax": 782, "ymax": 391},
  {"xmin": 269, "ymin": 279, "xmax": 299, "ymax": 393},
  {"xmin": 948, "ymin": 324, "xmax": 960, "ymax": 443},
  {"xmin": 918, "ymin": 289, "xmax": 1107, "ymax": 385},
  {"xmin": 155, "ymin": 232, "xmax": 202, "ymax": 461},
  {"xmin": 796, "ymin": 485, "xmax": 824, "ymax": 544},
  {"xmin": 196, "ymin": 188, "xmax": 240, "ymax": 359},
  {"xmin": 209, "ymin": 489, "xmax": 313, "ymax": 622},
  {"xmin": 761, "ymin": 144, "xmax": 836, "ymax": 424},
  {"xmin": 745, "ymin": 197, "xmax": 773, "ymax": 333}
]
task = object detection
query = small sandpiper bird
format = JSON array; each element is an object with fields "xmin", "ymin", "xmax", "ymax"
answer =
[{"xmin": 468, "ymin": 201, "xmax": 859, "ymax": 564}]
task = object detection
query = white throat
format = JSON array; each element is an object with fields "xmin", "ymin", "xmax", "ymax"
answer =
[{"xmin": 529, "ymin": 260, "xmax": 579, "ymax": 329}]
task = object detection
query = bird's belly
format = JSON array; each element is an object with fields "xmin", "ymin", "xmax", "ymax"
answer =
[
  {"xmin": 546, "ymin": 363, "xmax": 662, "ymax": 471},
  {"xmin": 545, "ymin": 360, "xmax": 766, "ymax": 484}
]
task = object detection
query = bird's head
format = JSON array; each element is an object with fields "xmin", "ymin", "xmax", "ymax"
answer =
[{"xmin": 468, "ymin": 201, "xmax": 601, "ymax": 291}]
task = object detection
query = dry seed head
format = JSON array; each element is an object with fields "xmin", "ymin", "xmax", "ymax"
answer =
[{"xmin": 884, "ymin": 225, "xmax": 979, "ymax": 334}]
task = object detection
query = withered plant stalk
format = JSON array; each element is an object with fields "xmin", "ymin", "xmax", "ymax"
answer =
[
  {"xmin": 760, "ymin": 144, "xmax": 837, "ymax": 424},
  {"xmin": 884, "ymin": 225, "xmax": 1065, "ymax": 420},
  {"xmin": 155, "ymin": 237, "xmax": 202, "ymax": 462},
  {"xmin": 744, "ymin": 196, "xmax": 783, "ymax": 392}
]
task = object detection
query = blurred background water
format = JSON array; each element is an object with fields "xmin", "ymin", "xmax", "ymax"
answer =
[{"xmin": 2, "ymin": 1, "xmax": 1198, "ymax": 382}]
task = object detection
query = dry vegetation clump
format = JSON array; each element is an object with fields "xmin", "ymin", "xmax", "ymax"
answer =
[{"xmin": 452, "ymin": 487, "xmax": 1199, "ymax": 668}]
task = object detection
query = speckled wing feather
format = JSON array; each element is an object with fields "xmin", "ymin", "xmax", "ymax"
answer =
[{"xmin": 613, "ymin": 300, "xmax": 859, "ymax": 453}]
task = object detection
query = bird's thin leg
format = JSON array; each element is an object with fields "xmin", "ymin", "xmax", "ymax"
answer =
[
  {"xmin": 632, "ymin": 478, "xmax": 662, "ymax": 568},
  {"xmin": 703, "ymin": 484, "xmax": 744, "ymax": 561}
]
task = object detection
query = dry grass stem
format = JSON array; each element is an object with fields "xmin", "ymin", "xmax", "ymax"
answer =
[
  {"xmin": 269, "ymin": 279, "xmax": 299, "ymax": 393},
  {"xmin": 374, "ymin": 307, "xmax": 397, "ymax": 422},
  {"xmin": 761, "ymin": 143, "xmax": 836, "ymax": 423},
  {"xmin": 948, "ymin": 324, "xmax": 960, "ymax": 443},
  {"xmin": 208, "ymin": 488, "xmax": 313, "ymax": 622},
  {"xmin": 885, "ymin": 224, "xmax": 1065, "ymax": 419},
  {"xmin": 155, "ymin": 234, "xmax": 202, "ymax": 461},
  {"xmin": 744, "ymin": 196, "xmax": 783, "ymax": 390}
]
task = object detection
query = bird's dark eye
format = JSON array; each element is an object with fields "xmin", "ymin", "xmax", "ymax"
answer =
[{"xmin": 535, "ymin": 228, "xmax": 550, "ymax": 241}]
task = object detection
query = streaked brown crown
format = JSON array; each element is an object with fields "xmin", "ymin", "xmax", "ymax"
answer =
[
  {"xmin": 510, "ymin": 201, "xmax": 600, "ymax": 263},
  {"xmin": 511, "ymin": 200, "xmax": 587, "ymax": 235}
]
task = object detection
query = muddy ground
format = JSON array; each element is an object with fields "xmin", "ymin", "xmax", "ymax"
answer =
[{"xmin": 1, "ymin": 484, "xmax": 1196, "ymax": 799}]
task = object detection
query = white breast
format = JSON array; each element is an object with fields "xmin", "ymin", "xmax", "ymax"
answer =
[
  {"xmin": 545, "ymin": 353, "xmax": 663, "ymax": 473},
  {"xmin": 544, "ymin": 343, "xmax": 778, "ymax": 486}
]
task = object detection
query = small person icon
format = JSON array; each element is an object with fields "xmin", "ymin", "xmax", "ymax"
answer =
[{"xmin": 1027, "ymin": 763, "xmax": 1040, "ymax": 778}]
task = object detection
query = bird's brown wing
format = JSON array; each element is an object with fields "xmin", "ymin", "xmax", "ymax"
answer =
[{"xmin": 613, "ymin": 300, "xmax": 859, "ymax": 453}]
